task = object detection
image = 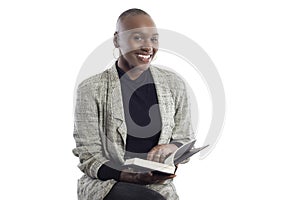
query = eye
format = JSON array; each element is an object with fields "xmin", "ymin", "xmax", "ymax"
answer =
[
  {"xmin": 133, "ymin": 35, "xmax": 143, "ymax": 41},
  {"xmin": 151, "ymin": 37, "xmax": 158, "ymax": 43}
]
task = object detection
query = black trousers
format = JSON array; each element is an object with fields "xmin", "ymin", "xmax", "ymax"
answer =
[{"xmin": 104, "ymin": 182, "xmax": 166, "ymax": 200}]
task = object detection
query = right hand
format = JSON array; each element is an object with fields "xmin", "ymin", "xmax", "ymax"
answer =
[
  {"xmin": 147, "ymin": 144, "xmax": 178, "ymax": 163},
  {"xmin": 119, "ymin": 171, "xmax": 176, "ymax": 185}
]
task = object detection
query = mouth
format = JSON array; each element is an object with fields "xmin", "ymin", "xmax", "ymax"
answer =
[{"xmin": 136, "ymin": 53, "xmax": 153, "ymax": 63}]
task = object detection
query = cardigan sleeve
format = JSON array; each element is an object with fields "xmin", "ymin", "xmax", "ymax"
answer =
[{"xmin": 72, "ymin": 80, "xmax": 109, "ymax": 178}]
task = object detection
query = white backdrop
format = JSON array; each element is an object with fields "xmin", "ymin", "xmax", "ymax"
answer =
[{"xmin": 1, "ymin": 1, "xmax": 299, "ymax": 199}]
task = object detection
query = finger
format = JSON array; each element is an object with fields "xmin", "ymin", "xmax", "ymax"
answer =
[
  {"xmin": 147, "ymin": 146, "xmax": 159, "ymax": 161},
  {"xmin": 153, "ymin": 149, "xmax": 166, "ymax": 162},
  {"xmin": 148, "ymin": 149, "xmax": 160, "ymax": 162},
  {"xmin": 147, "ymin": 151, "xmax": 155, "ymax": 161},
  {"xmin": 159, "ymin": 153, "xmax": 166, "ymax": 163},
  {"xmin": 149, "ymin": 174, "xmax": 176, "ymax": 184},
  {"xmin": 152, "ymin": 153, "xmax": 161, "ymax": 162},
  {"xmin": 154, "ymin": 174, "xmax": 176, "ymax": 181},
  {"xmin": 147, "ymin": 147, "xmax": 156, "ymax": 160},
  {"xmin": 166, "ymin": 174, "xmax": 176, "ymax": 178},
  {"xmin": 147, "ymin": 145, "xmax": 161, "ymax": 160},
  {"xmin": 140, "ymin": 171, "xmax": 153, "ymax": 177}
]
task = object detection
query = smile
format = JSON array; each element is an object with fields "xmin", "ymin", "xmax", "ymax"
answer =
[
  {"xmin": 136, "ymin": 54, "xmax": 152, "ymax": 63},
  {"xmin": 137, "ymin": 54, "xmax": 151, "ymax": 59}
]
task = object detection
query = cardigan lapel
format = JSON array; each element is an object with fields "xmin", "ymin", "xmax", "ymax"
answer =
[
  {"xmin": 150, "ymin": 66, "xmax": 175, "ymax": 144},
  {"xmin": 107, "ymin": 65, "xmax": 127, "ymax": 147}
]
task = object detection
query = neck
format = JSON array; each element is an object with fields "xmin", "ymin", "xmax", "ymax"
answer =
[{"xmin": 117, "ymin": 59, "xmax": 148, "ymax": 80}]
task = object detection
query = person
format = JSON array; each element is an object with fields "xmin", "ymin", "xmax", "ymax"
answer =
[{"xmin": 73, "ymin": 8, "xmax": 195, "ymax": 200}]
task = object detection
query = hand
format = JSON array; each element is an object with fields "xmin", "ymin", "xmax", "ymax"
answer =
[
  {"xmin": 119, "ymin": 171, "xmax": 176, "ymax": 185},
  {"xmin": 147, "ymin": 144, "xmax": 178, "ymax": 163}
]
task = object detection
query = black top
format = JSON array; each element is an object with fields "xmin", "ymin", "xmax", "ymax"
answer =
[
  {"xmin": 116, "ymin": 63, "xmax": 162, "ymax": 159},
  {"xmin": 97, "ymin": 63, "xmax": 181, "ymax": 181}
]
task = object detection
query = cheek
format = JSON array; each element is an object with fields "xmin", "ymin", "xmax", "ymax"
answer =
[
  {"xmin": 119, "ymin": 41, "xmax": 140, "ymax": 54},
  {"xmin": 153, "ymin": 42, "xmax": 159, "ymax": 49}
]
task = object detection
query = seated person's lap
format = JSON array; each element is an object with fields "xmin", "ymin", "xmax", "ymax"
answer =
[{"xmin": 104, "ymin": 182, "xmax": 166, "ymax": 200}]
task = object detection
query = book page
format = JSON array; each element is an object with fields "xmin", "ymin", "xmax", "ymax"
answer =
[
  {"xmin": 174, "ymin": 145, "xmax": 209, "ymax": 165},
  {"xmin": 164, "ymin": 140, "xmax": 196, "ymax": 165}
]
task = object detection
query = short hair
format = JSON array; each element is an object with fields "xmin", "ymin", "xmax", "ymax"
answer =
[{"xmin": 117, "ymin": 8, "xmax": 150, "ymax": 23}]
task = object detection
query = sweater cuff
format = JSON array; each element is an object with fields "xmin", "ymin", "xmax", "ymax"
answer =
[{"xmin": 97, "ymin": 161, "xmax": 121, "ymax": 181}]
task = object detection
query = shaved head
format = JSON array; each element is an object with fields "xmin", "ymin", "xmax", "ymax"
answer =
[
  {"xmin": 117, "ymin": 8, "xmax": 149, "ymax": 22},
  {"xmin": 116, "ymin": 8, "xmax": 155, "ymax": 32}
]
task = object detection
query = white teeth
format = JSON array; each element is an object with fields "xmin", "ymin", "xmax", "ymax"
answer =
[{"xmin": 137, "ymin": 54, "xmax": 151, "ymax": 59}]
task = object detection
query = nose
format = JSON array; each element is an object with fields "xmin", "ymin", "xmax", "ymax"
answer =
[{"xmin": 141, "ymin": 46, "xmax": 153, "ymax": 53}]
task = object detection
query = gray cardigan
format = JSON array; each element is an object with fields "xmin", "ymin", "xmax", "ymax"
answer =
[{"xmin": 73, "ymin": 64, "xmax": 195, "ymax": 200}]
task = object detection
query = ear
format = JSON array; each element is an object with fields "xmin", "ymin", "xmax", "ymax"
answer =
[{"xmin": 113, "ymin": 32, "xmax": 119, "ymax": 48}]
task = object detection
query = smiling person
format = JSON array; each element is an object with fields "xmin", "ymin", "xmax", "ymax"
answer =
[{"xmin": 73, "ymin": 8, "xmax": 195, "ymax": 200}]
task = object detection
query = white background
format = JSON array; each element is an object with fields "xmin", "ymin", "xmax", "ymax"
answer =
[{"xmin": 1, "ymin": 0, "xmax": 299, "ymax": 199}]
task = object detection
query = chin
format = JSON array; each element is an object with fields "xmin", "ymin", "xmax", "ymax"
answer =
[{"xmin": 132, "ymin": 63, "xmax": 150, "ymax": 72}]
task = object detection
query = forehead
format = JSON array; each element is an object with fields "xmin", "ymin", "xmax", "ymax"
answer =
[
  {"xmin": 118, "ymin": 28, "xmax": 159, "ymax": 39},
  {"xmin": 117, "ymin": 14, "xmax": 156, "ymax": 32}
]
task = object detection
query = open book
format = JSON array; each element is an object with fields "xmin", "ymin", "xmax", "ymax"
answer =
[{"xmin": 124, "ymin": 140, "xmax": 209, "ymax": 174}]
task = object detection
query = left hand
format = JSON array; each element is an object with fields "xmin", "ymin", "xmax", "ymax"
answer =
[
  {"xmin": 147, "ymin": 144, "xmax": 178, "ymax": 163},
  {"xmin": 120, "ymin": 171, "xmax": 176, "ymax": 185}
]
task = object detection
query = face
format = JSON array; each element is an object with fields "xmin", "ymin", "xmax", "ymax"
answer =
[{"xmin": 114, "ymin": 15, "xmax": 159, "ymax": 71}]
